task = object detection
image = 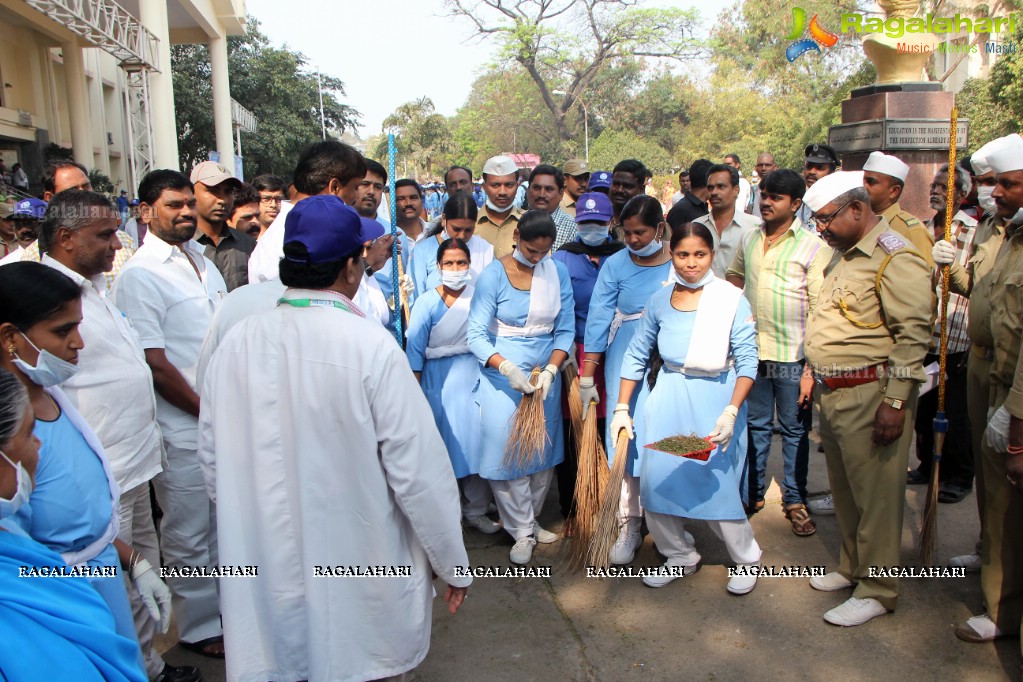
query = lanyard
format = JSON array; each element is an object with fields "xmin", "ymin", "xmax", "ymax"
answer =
[{"xmin": 277, "ymin": 297, "xmax": 354, "ymax": 314}]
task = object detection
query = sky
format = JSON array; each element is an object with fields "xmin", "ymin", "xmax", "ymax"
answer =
[{"xmin": 244, "ymin": 0, "xmax": 707, "ymax": 138}]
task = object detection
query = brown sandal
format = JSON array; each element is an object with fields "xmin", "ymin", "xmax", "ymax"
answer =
[{"xmin": 784, "ymin": 503, "xmax": 817, "ymax": 536}]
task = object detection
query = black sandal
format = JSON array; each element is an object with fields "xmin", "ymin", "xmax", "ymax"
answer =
[
  {"xmin": 179, "ymin": 636, "xmax": 225, "ymax": 659},
  {"xmin": 938, "ymin": 482, "xmax": 971, "ymax": 504}
]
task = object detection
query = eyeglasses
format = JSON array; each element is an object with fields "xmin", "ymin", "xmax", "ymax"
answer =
[
  {"xmin": 812, "ymin": 200, "xmax": 853, "ymax": 229},
  {"xmin": 260, "ymin": 195, "xmax": 285, "ymax": 205}
]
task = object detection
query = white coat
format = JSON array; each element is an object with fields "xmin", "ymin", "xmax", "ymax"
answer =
[{"xmin": 198, "ymin": 289, "xmax": 471, "ymax": 682}]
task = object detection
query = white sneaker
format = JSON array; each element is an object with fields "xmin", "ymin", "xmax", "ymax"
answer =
[
  {"xmin": 510, "ymin": 536, "xmax": 537, "ymax": 565},
  {"xmin": 949, "ymin": 553, "xmax": 982, "ymax": 573},
  {"xmin": 823, "ymin": 597, "xmax": 888, "ymax": 626},
  {"xmin": 809, "ymin": 495, "xmax": 835, "ymax": 515},
  {"xmin": 642, "ymin": 558, "xmax": 699, "ymax": 588},
  {"xmin": 810, "ymin": 571, "xmax": 855, "ymax": 592},
  {"xmin": 533, "ymin": 521, "xmax": 558, "ymax": 544},
  {"xmin": 956, "ymin": 614, "xmax": 1005, "ymax": 642},
  {"xmin": 727, "ymin": 563, "xmax": 759, "ymax": 595},
  {"xmin": 464, "ymin": 514, "xmax": 501, "ymax": 534},
  {"xmin": 610, "ymin": 526, "xmax": 643, "ymax": 565}
]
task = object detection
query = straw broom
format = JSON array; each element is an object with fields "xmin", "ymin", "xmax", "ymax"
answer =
[
  {"xmin": 503, "ymin": 368, "xmax": 551, "ymax": 471},
  {"xmin": 920, "ymin": 102, "xmax": 958, "ymax": 564},
  {"xmin": 565, "ymin": 404, "xmax": 609, "ymax": 570},
  {"xmin": 587, "ymin": 430, "xmax": 630, "ymax": 572},
  {"xmin": 563, "ymin": 360, "xmax": 584, "ymax": 447}
]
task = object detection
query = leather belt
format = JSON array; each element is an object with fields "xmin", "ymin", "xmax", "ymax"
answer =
[
  {"xmin": 814, "ymin": 364, "xmax": 886, "ymax": 391},
  {"xmin": 972, "ymin": 345, "xmax": 994, "ymax": 361}
]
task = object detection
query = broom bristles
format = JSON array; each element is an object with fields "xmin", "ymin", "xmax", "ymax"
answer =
[
  {"xmin": 587, "ymin": 431, "xmax": 630, "ymax": 571},
  {"xmin": 564, "ymin": 361, "xmax": 584, "ymax": 445},
  {"xmin": 920, "ymin": 431, "xmax": 945, "ymax": 564},
  {"xmin": 565, "ymin": 405, "xmax": 609, "ymax": 570},
  {"xmin": 502, "ymin": 368, "xmax": 551, "ymax": 471}
]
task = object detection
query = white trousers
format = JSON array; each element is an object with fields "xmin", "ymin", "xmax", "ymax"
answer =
[
  {"xmin": 619, "ymin": 472, "xmax": 642, "ymax": 523},
  {"xmin": 489, "ymin": 468, "xmax": 554, "ymax": 540},
  {"xmin": 460, "ymin": 475, "xmax": 493, "ymax": 518},
  {"xmin": 154, "ymin": 443, "xmax": 222, "ymax": 644},
  {"xmin": 645, "ymin": 511, "xmax": 761, "ymax": 566},
  {"xmin": 118, "ymin": 481, "xmax": 165, "ymax": 679}
]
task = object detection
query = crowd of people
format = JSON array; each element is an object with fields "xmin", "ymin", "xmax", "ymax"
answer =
[{"xmin": 0, "ymin": 131, "xmax": 1021, "ymax": 681}]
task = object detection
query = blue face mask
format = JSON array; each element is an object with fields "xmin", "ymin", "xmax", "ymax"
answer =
[
  {"xmin": 512, "ymin": 248, "xmax": 549, "ymax": 269},
  {"xmin": 670, "ymin": 268, "xmax": 715, "ymax": 289},
  {"xmin": 577, "ymin": 224, "xmax": 610, "ymax": 246},
  {"xmin": 627, "ymin": 239, "xmax": 662, "ymax": 258},
  {"xmin": 0, "ymin": 449, "xmax": 32, "ymax": 519}
]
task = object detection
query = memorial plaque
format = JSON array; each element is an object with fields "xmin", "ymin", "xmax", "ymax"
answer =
[
  {"xmin": 884, "ymin": 119, "xmax": 969, "ymax": 150},
  {"xmin": 829, "ymin": 121, "xmax": 885, "ymax": 153}
]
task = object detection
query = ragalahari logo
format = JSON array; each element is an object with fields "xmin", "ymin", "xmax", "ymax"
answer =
[{"xmin": 786, "ymin": 7, "xmax": 839, "ymax": 61}]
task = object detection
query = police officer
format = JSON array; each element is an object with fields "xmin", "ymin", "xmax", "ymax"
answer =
[
  {"xmin": 954, "ymin": 134, "xmax": 1023, "ymax": 644},
  {"xmin": 802, "ymin": 171, "xmax": 932, "ymax": 627},
  {"xmin": 861, "ymin": 151, "xmax": 935, "ymax": 267},
  {"xmin": 797, "ymin": 143, "xmax": 839, "ymax": 231}
]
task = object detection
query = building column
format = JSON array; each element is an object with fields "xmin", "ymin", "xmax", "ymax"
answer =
[
  {"xmin": 139, "ymin": 0, "xmax": 179, "ymax": 170},
  {"xmin": 209, "ymin": 34, "xmax": 235, "ymax": 176},
  {"xmin": 61, "ymin": 41, "xmax": 93, "ymax": 168},
  {"xmin": 87, "ymin": 49, "xmax": 111, "ymax": 177}
]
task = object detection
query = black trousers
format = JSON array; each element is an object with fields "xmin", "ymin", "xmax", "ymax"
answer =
[{"xmin": 914, "ymin": 351, "xmax": 974, "ymax": 485}]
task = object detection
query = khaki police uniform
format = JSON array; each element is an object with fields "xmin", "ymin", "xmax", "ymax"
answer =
[
  {"xmin": 974, "ymin": 222, "xmax": 1023, "ymax": 634},
  {"xmin": 560, "ymin": 194, "xmax": 577, "ymax": 218},
  {"xmin": 475, "ymin": 206, "xmax": 522, "ymax": 259},
  {"xmin": 882, "ymin": 202, "xmax": 936, "ymax": 268},
  {"xmin": 805, "ymin": 217, "xmax": 932, "ymax": 610}
]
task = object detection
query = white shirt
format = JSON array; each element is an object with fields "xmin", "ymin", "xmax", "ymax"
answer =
[
  {"xmin": 247, "ymin": 200, "xmax": 294, "ymax": 283},
  {"xmin": 737, "ymin": 176, "xmax": 752, "ymax": 215},
  {"xmin": 695, "ymin": 210, "xmax": 762, "ymax": 278},
  {"xmin": 198, "ymin": 293, "xmax": 471, "ymax": 682},
  {"xmin": 0, "ymin": 246, "xmax": 25, "ymax": 266},
  {"xmin": 42, "ymin": 256, "xmax": 164, "ymax": 493},
  {"xmin": 355, "ymin": 272, "xmax": 392, "ymax": 328},
  {"xmin": 112, "ymin": 233, "xmax": 227, "ymax": 449}
]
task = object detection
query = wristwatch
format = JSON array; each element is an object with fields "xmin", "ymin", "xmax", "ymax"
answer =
[{"xmin": 883, "ymin": 397, "xmax": 905, "ymax": 410}]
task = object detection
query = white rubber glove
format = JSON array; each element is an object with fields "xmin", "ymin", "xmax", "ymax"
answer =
[
  {"xmin": 399, "ymin": 273, "xmax": 415, "ymax": 295},
  {"xmin": 536, "ymin": 363, "xmax": 558, "ymax": 400},
  {"xmin": 499, "ymin": 360, "xmax": 535, "ymax": 395},
  {"xmin": 708, "ymin": 405, "xmax": 739, "ymax": 452},
  {"xmin": 932, "ymin": 239, "xmax": 956, "ymax": 265},
  {"xmin": 610, "ymin": 404, "xmax": 634, "ymax": 440},
  {"xmin": 132, "ymin": 558, "xmax": 172, "ymax": 633},
  {"xmin": 579, "ymin": 376, "xmax": 600, "ymax": 420},
  {"xmin": 985, "ymin": 405, "xmax": 1011, "ymax": 453},
  {"xmin": 561, "ymin": 352, "xmax": 578, "ymax": 377}
]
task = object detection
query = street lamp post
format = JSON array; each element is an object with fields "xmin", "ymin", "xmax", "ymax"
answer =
[{"xmin": 553, "ymin": 89, "xmax": 589, "ymax": 162}]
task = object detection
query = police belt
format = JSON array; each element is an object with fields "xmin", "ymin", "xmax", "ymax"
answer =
[
  {"xmin": 813, "ymin": 363, "xmax": 887, "ymax": 390},
  {"xmin": 971, "ymin": 345, "xmax": 994, "ymax": 361}
]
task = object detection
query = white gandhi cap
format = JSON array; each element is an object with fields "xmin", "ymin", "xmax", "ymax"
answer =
[
  {"xmin": 862, "ymin": 151, "xmax": 909, "ymax": 182},
  {"xmin": 803, "ymin": 171, "xmax": 865, "ymax": 213},
  {"xmin": 987, "ymin": 134, "xmax": 1023, "ymax": 175},
  {"xmin": 969, "ymin": 136, "xmax": 1011, "ymax": 176},
  {"xmin": 482, "ymin": 155, "xmax": 520, "ymax": 176}
]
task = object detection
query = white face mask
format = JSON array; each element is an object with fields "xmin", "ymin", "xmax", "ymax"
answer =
[
  {"xmin": 627, "ymin": 238, "xmax": 662, "ymax": 258},
  {"xmin": 12, "ymin": 333, "xmax": 79, "ymax": 388},
  {"xmin": 670, "ymin": 268, "xmax": 715, "ymax": 290},
  {"xmin": 440, "ymin": 269, "xmax": 472, "ymax": 291},
  {"xmin": 512, "ymin": 248, "xmax": 549, "ymax": 269},
  {"xmin": 485, "ymin": 196, "xmax": 512, "ymax": 213},
  {"xmin": 577, "ymin": 224, "xmax": 610, "ymax": 246},
  {"xmin": 978, "ymin": 186, "xmax": 996, "ymax": 214},
  {"xmin": 0, "ymin": 449, "xmax": 32, "ymax": 519}
]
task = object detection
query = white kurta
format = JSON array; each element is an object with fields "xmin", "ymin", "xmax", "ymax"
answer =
[{"xmin": 198, "ymin": 290, "xmax": 471, "ymax": 682}]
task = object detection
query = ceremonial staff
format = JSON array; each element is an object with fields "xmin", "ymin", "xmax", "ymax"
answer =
[{"xmin": 386, "ymin": 133, "xmax": 409, "ymax": 344}]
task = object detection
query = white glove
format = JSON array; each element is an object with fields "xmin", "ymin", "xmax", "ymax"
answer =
[
  {"xmin": 399, "ymin": 273, "xmax": 415, "ymax": 295},
  {"xmin": 985, "ymin": 405, "xmax": 1011, "ymax": 453},
  {"xmin": 561, "ymin": 352, "xmax": 578, "ymax": 377},
  {"xmin": 132, "ymin": 558, "xmax": 172, "ymax": 633},
  {"xmin": 499, "ymin": 360, "xmax": 535, "ymax": 395},
  {"xmin": 932, "ymin": 239, "xmax": 956, "ymax": 265},
  {"xmin": 536, "ymin": 363, "xmax": 558, "ymax": 400},
  {"xmin": 610, "ymin": 404, "xmax": 634, "ymax": 440},
  {"xmin": 708, "ymin": 405, "xmax": 739, "ymax": 452},
  {"xmin": 579, "ymin": 376, "xmax": 600, "ymax": 420}
]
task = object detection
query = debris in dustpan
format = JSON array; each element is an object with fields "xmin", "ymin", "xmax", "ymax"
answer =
[{"xmin": 645, "ymin": 434, "xmax": 715, "ymax": 461}]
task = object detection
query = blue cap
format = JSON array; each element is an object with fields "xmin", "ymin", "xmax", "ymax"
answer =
[
  {"xmin": 588, "ymin": 171, "xmax": 612, "ymax": 191},
  {"xmin": 360, "ymin": 217, "xmax": 385, "ymax": 241},
  {"xmin": 574, "ymin": 193, "xmax": 613, "ymax": 223},
  {"xmin": 283, "ymin": 195, "xmax": 370, "ymax": 264},
  {"xmin": 13, "ymin": 197, "xmax": 47, "ymax": 219}
]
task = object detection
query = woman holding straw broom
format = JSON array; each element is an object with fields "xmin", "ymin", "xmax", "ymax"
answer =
[
  {"xmin": 406, "ymin": 237, "xmax": 500, "ymax": 535},
  {"xmin": 610, "ymin": 222, "xmax": 763, "ymax": 594},
  {"xmin": 580, "ymin": 195, "xmax": 673, "ymax": 564},
  {"xmin": 468, "ymin": 210, "xmax": 575, "ymax": 565}
]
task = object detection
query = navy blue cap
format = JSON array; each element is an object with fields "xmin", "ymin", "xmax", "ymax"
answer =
[
  {"xmin": 588, "ymin": 171, "xmax": 612, "ymax": 191},
  {"xmin": 283, "ymin": 195, "xmax": 369, "ymax": 264},
  {"xmin": 575, "ymin": 192, "xmax": 613, "ymax": 223},
  {"xmin": 13, "ymin": 197, "xmax": 47, "ymax": 219}
]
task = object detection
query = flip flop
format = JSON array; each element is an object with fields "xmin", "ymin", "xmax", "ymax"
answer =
[
  {"xmin": 179, "ymin": 636, "xmax": 225, "ymax": 659},
  {"xmin": 784, "ymin": 503, "xmax": 817, "ymax": 536},
  {"xmin": 938, "ymin": 482, "xmax": 971, "ymax": 504}
]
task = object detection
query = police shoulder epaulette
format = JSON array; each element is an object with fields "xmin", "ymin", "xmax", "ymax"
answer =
[
  {"xmin": 877, "ymin": 231, "xmax": 908, "ymax": 254},
  {"xmin": 902, "ymin": 215, "xmax": 921, "ymax": 226}
]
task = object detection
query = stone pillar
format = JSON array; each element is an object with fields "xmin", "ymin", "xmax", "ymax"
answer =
[
  {"xmin": 139, "ymin": 0, "xmax": 180, "ymax": 170},
  {"xmin": 61, "ymin": 41, "xmax": 93, "ymax": 169},
  {"xmin": 209, "ymin": 34, "xmax": 236, "ymax": 176}
]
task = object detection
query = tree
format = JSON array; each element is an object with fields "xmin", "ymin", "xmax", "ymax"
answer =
[
  {"xmin": 171, "ymin": 17, "xmax": 360, "ymax": 179},
  {"xmin": 373, "ymin": 98, "xmax": 452, "ymax": 178},
  {"xmin": 446, "ymin": 0, "xmax": 701, "ymax": 142},
  {"xmin": 588, "ymin": 129, "xmax": 672, "ymax": 175},
  {"xmin": 989, "ymin": 24, "xmax": 1023, "ymax": 135},
  {"xmin": 958, "ymin": 77, "xmax": 1015, "ymax": 153}
]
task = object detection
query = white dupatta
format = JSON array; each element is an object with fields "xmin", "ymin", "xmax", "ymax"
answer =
[
  {"xmin": 425, "ymin": 284, "xmax": 474, "ymax": 359},
  {"xmin": 682, "ymin": 276, "xmax": 744, "ymax": 376},
  {"xmin": 489, "ymin": 259, "xmax": 560, "ymax": 337}
]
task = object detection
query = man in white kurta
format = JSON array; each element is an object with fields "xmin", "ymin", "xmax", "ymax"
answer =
[{"xmin": 199, "ymin": 194, "xmax": 471, "ymax": 682}]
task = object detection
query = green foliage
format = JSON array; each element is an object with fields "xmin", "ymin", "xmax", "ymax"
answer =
[
  {"xmin": 588, "ymin": 129, "xmax": 672, "ymax": 175},
  {"xmin": 957, "ymin": 77, "xmax": 1016, "ymax": 153},
  {"xmin": 43, "ymin": 144, "xmax": 73, "ymax": 162},
  {"xmin": 373, "ymin": 98, "xmax": 452, "ymax": 178},
  {"xmin": 171, "ymin": 17, "xmax": 360, "ymax": 180},
  {"xmin": 989, "ymin": 24, "xmax": 1023, "ymax": 134},
  {"xmin": 87, "ymin": 169, "xmax": 115, "ymax": 194}
]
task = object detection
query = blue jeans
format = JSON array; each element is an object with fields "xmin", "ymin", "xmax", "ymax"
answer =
[{"xmin": 743, "ymin": 360, "xmax": 811, "ymax": 506}]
